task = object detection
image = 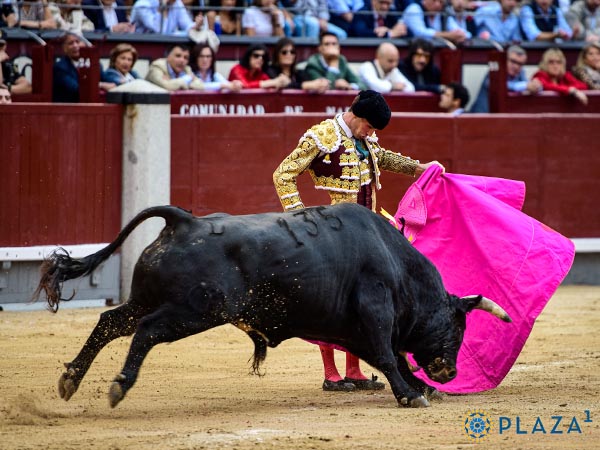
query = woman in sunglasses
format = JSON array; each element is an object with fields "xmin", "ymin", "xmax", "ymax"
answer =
[
  {"xmin": 532, "ymin": 48, "xmax": 589, "ymax": 105},
  {"xmin": 228, "ymin": 43, "xmax": 290, "ymax": 89},
  {"xmin": 266, "ymin": 38, "xmax": 329, "ymax": 92}
]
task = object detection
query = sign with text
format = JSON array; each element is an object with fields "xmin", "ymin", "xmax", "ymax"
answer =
[{"xmin": 171, "ymin": 90, "xmax": 440, "ymax": 116}]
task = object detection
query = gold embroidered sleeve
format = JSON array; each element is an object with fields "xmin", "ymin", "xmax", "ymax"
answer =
[
  {"xmin": 273, "ymin": 136, "xmax": 321, "ymax": 211},
  {"xmin": 377, "ymin": 148, "xmax": 420, "ymax": 177}
]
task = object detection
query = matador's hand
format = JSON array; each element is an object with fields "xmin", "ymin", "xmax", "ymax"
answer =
[{"xmin": 416, "ymin": 161, "xmax": 446, "ymax": 176}]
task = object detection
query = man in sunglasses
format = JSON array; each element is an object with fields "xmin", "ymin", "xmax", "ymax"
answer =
[
  {"xmin": 273, "ymin": 90, "xmax": 443, "ymax": 392},
  {"xmin": 470, "ymin": 45, "xmax": 542, "ymax": 113}
]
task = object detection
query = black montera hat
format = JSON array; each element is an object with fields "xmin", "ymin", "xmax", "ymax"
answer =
[{"xmin": 351, "ymin": 90, "xmax": 392, "ymax": 130}]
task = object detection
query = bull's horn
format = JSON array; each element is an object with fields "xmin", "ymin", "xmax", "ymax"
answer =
[{"xmin": 463, "ymin": 295, "xmax": 512, "ymax": 323}]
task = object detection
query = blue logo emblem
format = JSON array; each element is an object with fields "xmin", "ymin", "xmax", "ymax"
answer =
[{"xmin": 464, "ymin": 409, "xmax": 493, "ymax": 442}]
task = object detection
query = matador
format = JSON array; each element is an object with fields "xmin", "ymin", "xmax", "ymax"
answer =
[{"xmin": 273, "ymin": 90, "xmax": 444, "ymax": 392}]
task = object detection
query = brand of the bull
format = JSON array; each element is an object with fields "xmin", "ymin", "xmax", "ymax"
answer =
[{"xmin": 179, "ymin": 103, "xmax": 266, "ymax": 115}]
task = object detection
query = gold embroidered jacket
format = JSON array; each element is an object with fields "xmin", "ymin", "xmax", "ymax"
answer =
[{"xmin": 273, "ymin": 117, "xmax": 420, "ymax": 211}]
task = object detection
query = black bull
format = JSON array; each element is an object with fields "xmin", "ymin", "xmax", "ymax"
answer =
[{"xmin": 34, "ymin": 203, "xmax": 511, "ymax": 408}]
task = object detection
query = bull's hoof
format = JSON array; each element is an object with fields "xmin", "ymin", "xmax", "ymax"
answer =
[
  {"xmin": 424, "ymin": 388, "xmax": 445, "ymax": 401},
  {"xmin": 410, "ymin": 396, "xmax": 430, "ymax": 408},
  {"xmin": 399, "ymin": 395, "xmax": 430, "ymax": 408},
  {"xmin": 108, "ymin": 382, "xmax": 124, "ymax": 408},
  {"xmin": 58, "ymin": 367, "xmax": 78, "ymax": 401},
  {"xmin": 108, "ymin": 374, "xmax": 126, "ymax": 408}
]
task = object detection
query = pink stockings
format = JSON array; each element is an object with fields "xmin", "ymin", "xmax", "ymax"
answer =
[{"xmin": 319, "ymin": 345, "xmax": 368, "ymax": 382}]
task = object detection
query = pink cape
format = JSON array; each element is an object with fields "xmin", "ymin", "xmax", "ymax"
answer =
[{"xmin": 394, "ymin": 165, "xmax": 574, "ymax": 393}]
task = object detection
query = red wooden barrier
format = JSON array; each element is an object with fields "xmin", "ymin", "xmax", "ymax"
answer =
[
  {"xmin": 171, "ymin": 113, "xmax": 600, "ymax": 238},
  {"xmin": 439, "ymin": 48, "xmax": 462, "ymax": 85},
  {"xmin": 2, "ymin": 105, "xmax": 598, "ymax": 248},
  {"xmin": 12, "ymin": 44, "xmax": 54, "ymax": 103},
  {"xmin": 488, "ymin": 50, "xmax": 507, "ymax": 114},
  {"xmin": 12, "ymin": 44, "xmax": 103, "ymax": 104},
  {"xmin": 0, "ymin": 104, "xmax": 123, "ymax": 246},
  {"xmin": 78, "ymin": 46, "xmax": 101, "ymax": 103}
]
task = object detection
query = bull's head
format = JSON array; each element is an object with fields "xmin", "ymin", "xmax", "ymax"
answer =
[{"xmin": 411, "ymin": 294, "xmax": 512, "ymax": 384}]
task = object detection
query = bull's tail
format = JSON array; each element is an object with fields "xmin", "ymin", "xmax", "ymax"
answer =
[
  {"xmin": 247, "ymin": 330, "xmax": 268, "ymax": 377},
  {"xmin": 33, "ymin": 206, "xmax": 193, "ymax": 313}
]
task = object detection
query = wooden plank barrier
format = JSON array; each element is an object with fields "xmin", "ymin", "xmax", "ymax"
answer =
[
  {"xmin": 0, "ymin": 103, "xmax": 123, "ymax": 247},
  {"xmin": 171, "ymin": 113, "xmax": 600, "ymax": 238},
  {"xmin": 1, "ymin": 105, "xmax": 598, "ymax": 248},
  {"xmin": 12, "ymin": 44, "xmax": 54, "ymax": 103}
]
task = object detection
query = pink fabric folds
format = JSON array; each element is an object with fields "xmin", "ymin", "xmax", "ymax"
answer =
[{"xmin": 394, "ymin": 165, "xmax": 574, "ymax": 393}]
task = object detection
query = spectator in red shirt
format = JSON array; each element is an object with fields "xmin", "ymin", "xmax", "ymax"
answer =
[
  {"xmin": 228, "ymin": 44, "xmax": 289, "ymax": 89},
  {"xmin": 532, "ymin": 47, "xmax": 589, "ymax": 105}
]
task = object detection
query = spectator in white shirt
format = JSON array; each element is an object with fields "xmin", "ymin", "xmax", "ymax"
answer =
[
  {"xmin": 359, "ymin": 42, "xmax": 415, "ymax": 93},
  {"xmin": 241, "ymin": 0, "xmax": 285, "ymax": 36}
]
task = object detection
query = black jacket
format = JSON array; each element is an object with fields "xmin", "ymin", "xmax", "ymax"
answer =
[
  {"xmin": 398, "ymin": 57, "xmax": 442, "ymax": 94},
  {"xmin": 351, "ymin": 1, "xmax": 402, "ymax": 38},
  {"xmin": 52, "ymin": 56, "xmax": 79, "ymax": 103},
  {"xmin": 82, "ymin": 0, "xmax": 129, "ymax": 32}
]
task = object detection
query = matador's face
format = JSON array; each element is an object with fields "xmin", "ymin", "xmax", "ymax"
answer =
[{"xmin": 348, "ymin": 115, "xmax": 376, "ymax": 140}]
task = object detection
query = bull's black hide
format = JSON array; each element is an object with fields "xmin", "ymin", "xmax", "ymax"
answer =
[{"xmin": 34, "ymin": 203, "xmax": 510, "ymax": 408}]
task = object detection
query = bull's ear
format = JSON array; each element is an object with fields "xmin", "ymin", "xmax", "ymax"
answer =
[{"xmin": 460, "ymin": 295, "xmax": 512, "ymax": 323}]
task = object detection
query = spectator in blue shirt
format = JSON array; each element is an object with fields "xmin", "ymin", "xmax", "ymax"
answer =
[
  {"xmin": 290, "ymin": 0, "xmax": 348, "ymax": 39},
  {"xmin": 475, "ymin": 0, "xmax": 522, "ymax": 43},
  {"xmin": 520, "ymin": 0, "xmax": 573, "ymax": 42},
  {"xmin": 403, "ymin": 0, "xmax": 471, "ymax": 44},
  {"xmin": 470, "ymin": 45, "xmax": 543, "ymax": 112},
  {"xmin": 328, "ymin": 0, "xmax": 364, "ymax": 35},
  {"xmin": 446, "ymin": 0, "xmax": 478, "ymax": 37},
  {"xmin": 131, "ymin": 0, "xmax": 204, "ymax": 35},
  {"xmin": 101, "ymin": 43, "xmax": 140, "ymax": 88}
]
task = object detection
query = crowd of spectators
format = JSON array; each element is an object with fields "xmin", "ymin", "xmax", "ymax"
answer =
[
  {"xmin": 2, "ymin": 0, "xmax": 600, "ymax": 106},
  {"xmin": 1, "ymin": 0, "xmax": 599, "ymax": 43}
]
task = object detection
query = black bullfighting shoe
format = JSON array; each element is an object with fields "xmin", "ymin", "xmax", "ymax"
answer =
[
  {"xmin": 322, "ymin": 379, "xmax": 356, "ymax": 391},
  {"xmin": 344, "ymin": 374, "xmax": 385, "ymax": 390}
]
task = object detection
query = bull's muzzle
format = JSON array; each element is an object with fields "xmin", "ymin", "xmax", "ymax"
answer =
[{"xmin": 426, "ymin": 357, "xmax": 457, "ymax": 383}]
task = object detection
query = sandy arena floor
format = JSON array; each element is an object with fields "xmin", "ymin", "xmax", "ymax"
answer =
[{"xmin": 1, "ymin": 285, "xmax": 599, "ymax": 450}]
